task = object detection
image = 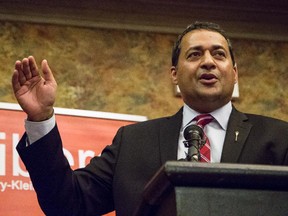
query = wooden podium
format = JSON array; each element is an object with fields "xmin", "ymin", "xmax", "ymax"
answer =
[{"xmin": 133, "ymin": 161, "xmax": 288, "ymax": 216}]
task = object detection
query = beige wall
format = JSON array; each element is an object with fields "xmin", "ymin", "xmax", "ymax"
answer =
[{"xmin": 1, "ymin": 21, "xmax": 288, "ymax": 121}]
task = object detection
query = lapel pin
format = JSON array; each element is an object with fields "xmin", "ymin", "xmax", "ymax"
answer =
[{"xmin": 235, "ymin": 131, "xmax": 239, "ymax": 142}]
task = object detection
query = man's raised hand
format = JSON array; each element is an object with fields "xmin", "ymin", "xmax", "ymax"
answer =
[{"xmin": 12, "ymin": 56, "xmax": 57, "ymax": 121}]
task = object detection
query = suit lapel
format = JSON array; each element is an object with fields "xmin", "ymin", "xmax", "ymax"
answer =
[
  {"xmin": 159, "ymin": 108, "xmax": 183, "ymax": 164},
  {"xmin": 221, "ymin": 107, "xmax": 252, "ymax": 163}
]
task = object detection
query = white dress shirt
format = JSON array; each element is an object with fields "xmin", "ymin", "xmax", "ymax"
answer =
[{"xmin": 177, "ymin": 102, "xmax": 232, "ymax": 162}]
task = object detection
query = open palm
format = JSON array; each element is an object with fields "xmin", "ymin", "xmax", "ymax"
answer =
[{"xmin": 12, "ymin": 56, "xmax": 57, "ymax": 121}]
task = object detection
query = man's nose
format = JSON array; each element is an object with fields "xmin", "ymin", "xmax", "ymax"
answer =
[{"xmin": 200, "ymin": 51, "xmax": 216, "ymax": 70}]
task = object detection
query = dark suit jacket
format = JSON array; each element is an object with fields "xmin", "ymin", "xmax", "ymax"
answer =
[{"xmin": 17, "ymin": 107, "xmax": 288, "ymax": 216}]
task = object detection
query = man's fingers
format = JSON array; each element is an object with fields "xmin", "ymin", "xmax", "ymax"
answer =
[
  {"xmin": 15, "ymin": 59, "xmax": 28, "ymax": 85},
  {"xmin": 22, "ymin": 57, "xmax": 32, "ymax": 80},
  {"xmin": 28, "ymin": 56, "xmax": 39, "ymax": 77},
  {"xmin": 14, "ymin": 60, "xmax": 22, "ymax": 71},
  {"xmin": 14, "ymin": 56, "xmax": 41, "ymax": 86},
  {"xmin": 41, "ymin": 59, "xmax": 55, "ymax": 83},
  {"xmin": 11, "ymin": 69, "xmax": 21, "ymax": 93},
  {"xmin": 13, "ymin": 56, "xmax": 55, "ymax": 89}
]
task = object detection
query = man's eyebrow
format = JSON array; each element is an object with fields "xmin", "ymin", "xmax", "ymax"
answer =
[
  {"xmin": 183, "ymin": 46, "xmax": 202, "ymax": 55},
  {"xmin": 212, "ymin": 45, "xmax": 226, "ymax": 50},
  {"xmin": 186, "ymin": 45, "xmax": 202, "ymax": 51}
]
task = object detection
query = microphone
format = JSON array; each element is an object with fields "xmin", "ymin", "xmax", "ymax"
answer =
[{"xmin": 183, "ymin": 125, "xmax": 205, "ymax": 162}]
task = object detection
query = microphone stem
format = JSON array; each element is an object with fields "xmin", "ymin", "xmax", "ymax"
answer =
[{"xmin": 187, "ymin": 145, "xmax": 200, "ymax": 162}]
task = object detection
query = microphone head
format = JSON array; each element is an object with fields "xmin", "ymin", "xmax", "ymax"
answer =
[{"xmin": 183, "ymin": 124, "xmax": 204, "ymax": 140}]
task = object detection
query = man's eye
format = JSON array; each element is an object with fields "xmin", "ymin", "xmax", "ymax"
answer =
[
  {"xmin": 187, "ymin": 52, "xmax": 201, "ymax": 59},
  {"xmin": 213, "ymin": 51, "xmax": 226, "ymax": 58}
]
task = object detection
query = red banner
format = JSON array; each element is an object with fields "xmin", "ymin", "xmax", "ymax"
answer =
[{"xmin": 0, "ymin": 102, "xmax": 147, "ymax": 216}]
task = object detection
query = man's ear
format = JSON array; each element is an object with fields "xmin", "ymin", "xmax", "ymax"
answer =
[
  {"xmin": 171, "ymin": 66, "xmax": 178, "ymax": 85},
  {"xmin": 233, "ymin": 64, "xmax": 238, "ymax": 84}
]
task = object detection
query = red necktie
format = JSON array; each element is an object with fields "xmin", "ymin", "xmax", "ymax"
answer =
[{"xmin": 194, "ymin": 114, "xmax": 214, "ymax": 162}]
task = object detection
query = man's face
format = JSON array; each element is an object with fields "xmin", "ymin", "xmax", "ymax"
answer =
[{"xmin": 171, "ymin": 29, "xmax": 238, "ymax": 112}]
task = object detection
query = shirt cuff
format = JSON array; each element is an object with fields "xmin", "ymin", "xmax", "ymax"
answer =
[{"xmin": 25, "ymin": 114, "xmax": 56, "ymax": 145}]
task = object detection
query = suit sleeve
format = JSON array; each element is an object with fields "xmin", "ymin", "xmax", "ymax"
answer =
[{"xmin": 17, "ymin": 124, "xmax": 120, "ymax": 216}]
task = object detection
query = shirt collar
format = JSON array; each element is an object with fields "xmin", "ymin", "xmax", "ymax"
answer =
[{"xmin": 182, "ymin": 102, "xmax": 232, "ymax": 131}]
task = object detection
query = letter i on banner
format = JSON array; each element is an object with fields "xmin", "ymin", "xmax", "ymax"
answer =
[{"xmin": 0, "ymin": 132, "xmax": 6, "ymax": 176}]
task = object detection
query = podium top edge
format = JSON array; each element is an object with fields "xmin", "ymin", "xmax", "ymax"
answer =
[{"xmin": 164, "ymin": 161, "xmax": 288, "ymax": 174}]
